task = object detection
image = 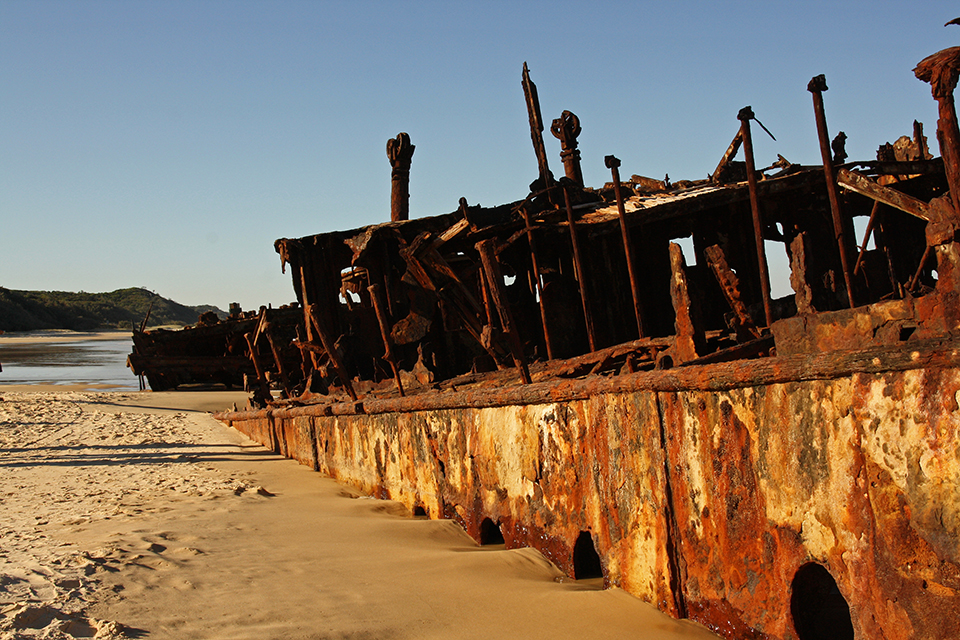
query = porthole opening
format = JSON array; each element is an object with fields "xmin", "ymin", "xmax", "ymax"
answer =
[
  {"xmin": 479, "ymin": 518, "xmax": 505, "ymax": 545},
  {"xmin": 790, "ymin": 563, "xmax": 854, "ymax": 640},
  {"xmin": 572, "ymin": 531, "xmax": 602, "ymax": 580}
]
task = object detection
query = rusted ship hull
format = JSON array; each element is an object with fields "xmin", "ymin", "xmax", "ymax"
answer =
[
  {"xmin": 215, "ymin": 45, "xmax": 960, "ymax": 639},
  {"xmin": 217, "ymin": 336, "xmax": 960, "ymax": 640}
]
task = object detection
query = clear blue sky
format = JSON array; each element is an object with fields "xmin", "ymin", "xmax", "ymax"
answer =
[{"xmin": 2, "ymin": 1, "xmax": 957, "ymax": 311}]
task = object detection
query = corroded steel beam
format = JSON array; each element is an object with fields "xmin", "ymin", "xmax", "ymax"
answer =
[
  {"xmin": 307, "ymin": 303, "xmax": 358, "ymax": 401},
  {"xmin": 704, "ymin": 244, "xmax": 761, "ymax": 341},
  {"xmin": 368, "ymin": 283, "xmax": 405, "ymax": 397},
  {"xmin": 522, "ymin": 62, "xmax": 553, "ymax": 190},
  {"xmin": 668, "ymin": 242, "xmax": 704, "ymax": 363},
  {"xmin": 853, "ymin": 201, "xmax": 881, "ymax": 277},
  {"xmin": 562, "ymin": 180, "xmax": 598, "ymax": 351},
  {"xmin": 710, "ymin": 128, "xmax": 743, "ymax": 184},
  {"xmin": 605, "ymin": 155, "xmax": 646, "ymax": 338},
  {"xmin": 808, "ymin": 75, "xmax": 857, "ymax": 308},
  {"xmin": 837, "ymin": 167, "xmax": 933, "ymax": 221},
  {"xmin": 216, "ymin": 336, "xmax": 960, "ymax": 420},
  {"xmin": 244, "ymin": 331, "xmax": 273, "ymax": 406},
  {"xmin": 737, "ymin": 106, "xmax": 774, "ymax": 327},
  {"xmin": 519, "ymin": 204, "xmax": 556, "ymax": 359}
]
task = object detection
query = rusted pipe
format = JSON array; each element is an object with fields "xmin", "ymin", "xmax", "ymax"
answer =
[
  {"xmin": 368, "ymin": 283, "xmax": 405, "ymax": 397},
  {"xmin": 562, "ymin": 180, "xmax": 598, "ymax": 351},
  {"xmin": 605, "ymin": 155, "xmax": 646, "ymax": 338},
  {"xmin": 551, "ymin": 110, "xmax": 584, "ymax": 186},
  {"xmin": 519, "ymin": 205, "xmax": 556, "ymax": 359},
  {"xmin": 476, "ymin": 239, "xmax": 532, "ymax": 384},
  {"xmin": 737, "ymin": 107, "xmax": 774, "ymax": 328},
  {"xmin": 808, "ymin": 75, "xmax": 857, "ymax": 308},
  {"xmin": 387, "ymin": 132, "xmax": 415, "ymax": 222}
]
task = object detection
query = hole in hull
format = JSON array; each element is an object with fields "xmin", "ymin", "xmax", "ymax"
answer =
[
  {"xmin": 572, "ymin": 531, "xmax": 602, "ymax": 580},
  {"xmin": 791, "ymin": 563, "xmax": 854, "ymax": 640},
  {"xmin": 479, "ymin": 517, "xmax": 505, "ymax": 545}
]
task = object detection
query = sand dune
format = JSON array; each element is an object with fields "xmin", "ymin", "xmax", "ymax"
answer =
[{"xmin": 0, "ymin": 389, "xmax": 720, "ymax": 639}]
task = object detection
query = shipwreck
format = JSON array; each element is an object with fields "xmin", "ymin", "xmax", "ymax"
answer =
[
  {"xmin": 127, "ymin": 304, "xmax": 304, "ymax": 394},
  {"xmin": 211, "ymin": 45, "xmax": 960, "ymax": 640}
]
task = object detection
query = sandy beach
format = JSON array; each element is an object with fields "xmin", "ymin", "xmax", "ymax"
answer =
[{"xmin": 0, "ymin": 385, "xmax": 721, "ymax": 640}]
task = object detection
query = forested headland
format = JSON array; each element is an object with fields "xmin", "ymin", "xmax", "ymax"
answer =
[{"xmin": 0, "ymin": 287, "xmax": 225, "ymax": 332}]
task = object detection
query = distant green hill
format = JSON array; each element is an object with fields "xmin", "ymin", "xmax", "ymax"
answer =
[{"xmin": 0, "ymin": 287, "xmax": 226, "ymax": 332}]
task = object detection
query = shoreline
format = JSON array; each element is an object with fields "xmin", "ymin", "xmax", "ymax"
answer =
[{"xmin": 0, "ymin": 330, "xmax": 133, "ymax": 345}]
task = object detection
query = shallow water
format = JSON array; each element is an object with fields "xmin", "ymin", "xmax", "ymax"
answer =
[{"xmin": 0, "ymin": 337, "xmax": 139, "ymax": 389}]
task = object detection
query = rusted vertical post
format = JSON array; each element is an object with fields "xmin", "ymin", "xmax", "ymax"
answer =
[
  {"xmin": 307, "ymin": 303, "xmax": 358, "ymax": 401},
  {"xmin": 519, "ymin": 205, "xmax": 556, "ymax": 359},
  {"xmin": 737, "ymin": 107, "xmax": 774, "ymax": 328},
  {"xmin": 605, "ymin": 155, "xmax": 646, "ymax": 338},
  {"xmin": 562, "ymin": 180, "xmax": 598, "ymax": 351},
  {"xmin": 915, "ymin": 49, "xmax": 960, "ymax": 212},
  {"xmin": 522, "ymin": 62, "xmax": 553, "ymax": 190},
  {"xmin": 808, "ymin": 75, "xmax": 857, "ymax": 308},
  {"xmin": 367, "ymin": 283, "xmax": 405, "ymax": 397},
  {"xmin": 387, "ymin": 132, "xmax": 415, "ymax": 222},
  {"xmin": 551, "ymin": 110, "xmax": 584, "ymax": 186},
  {"xmin": 476, "ymin": 239, "xmax": 531, "ymax": 384}
]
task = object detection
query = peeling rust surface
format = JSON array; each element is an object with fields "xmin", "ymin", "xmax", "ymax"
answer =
[{"xmin": 220, "ymin": 348, "xmax": 960, "ymax": 640}]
